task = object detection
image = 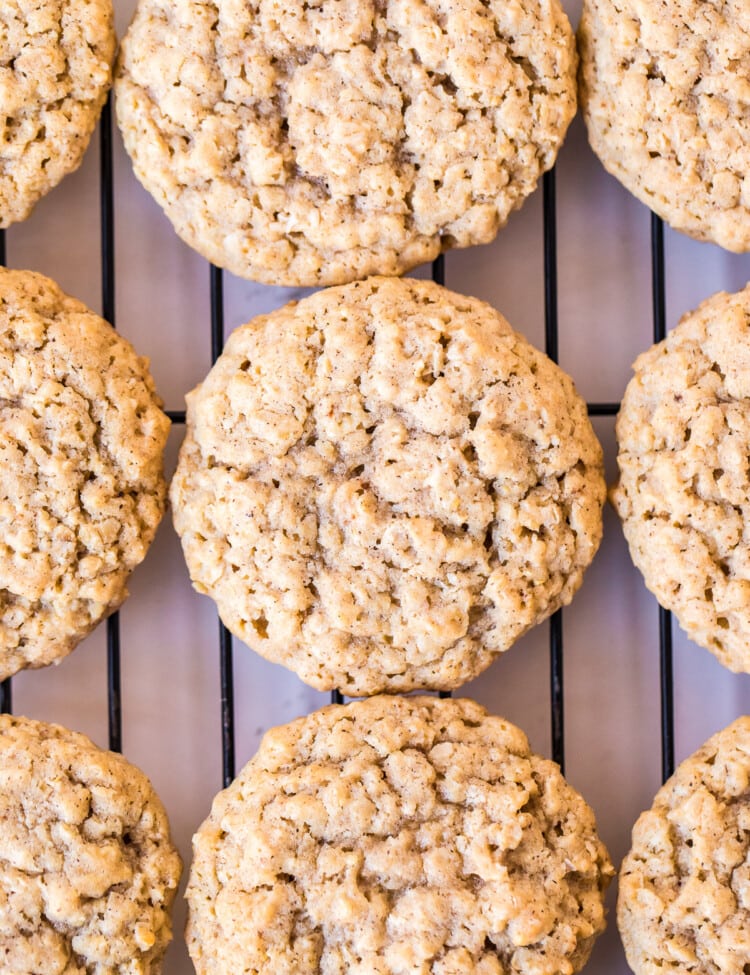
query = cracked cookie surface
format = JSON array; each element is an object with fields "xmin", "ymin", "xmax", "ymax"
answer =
[
  {"xmin": 187, "ymin": 695, "xmax": 613, "ymax": 975},
  {"xmin": 0, "ymin": 0, "xmax": 115, "ymax": 227},
  {"xmin": 619, "ymin": 716, "xmax": 750, "ymax": 975},
  {"xmin": 0, "ymin": 267, "xmax": 170, "ymax": 680},
  {"xmin": 170, "ymin": 276, "xmax": 605, "ymax": 695},
  {"xmin": 579, "ymin": 0, "xmax": 750, "ymax": 251},
  {"xmin": 612, "ymin": 285, "xmax": 750, "ymax": 673},
  {"xmin": 0, "ymin": 713, "xmax": 181, "ymax": 974},
  {"xmin": 115, "ymin": 0, "xmax": 577, "ymax": 286}
]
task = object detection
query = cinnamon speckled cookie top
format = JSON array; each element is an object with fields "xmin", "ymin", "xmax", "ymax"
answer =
[
  {"xmin": 579, "ymin": 0, "xmax": 750, "ymax": 251},
  {"xmin": 187, "ymin": 695, "xmax": 613, "ymax": 975},
  {"xmin": 170, "ymin": 277, "xmax": 605, "ymax": 695},
  {"xmin": 0, "ymin": 714, "xmax": 182, "ymax": 974},
  {"xmin": 0, "ymin": 268, "xmax": 170, "ymax": 680},
  {"xmin": 0, "ymin": 0, "xmax": 115, "ymax": 227},
  {"xmin": 115, "ymin": 0, "xmax": 577, "ymax": 286},
  {"xmin": 619, "ymin": 717, "xmax": 750, "ymax": 975},
  {"xmin": 612, "ymin": 285, "xmax": 750, "ymax": 673}
]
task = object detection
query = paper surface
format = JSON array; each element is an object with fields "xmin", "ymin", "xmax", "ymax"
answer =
[{"xmin": 6, "ymin": 1, "xmax": 750, "ymax": 971}]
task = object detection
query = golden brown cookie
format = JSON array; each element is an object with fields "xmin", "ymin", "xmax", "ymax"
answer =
[
  {"xmin": 0, "ymin": 267, "xmax": 170, "ymax": 680},
  {"xmin": 579, "ymin": 0, "xmax": 750, "ymax": 251},
  {"xmin": 0, "ymin": 0, "xmax": 116, "ymax": 227},
  {"xmin": 187, "ymin": 695, "xmax": 613, "ymax": 975},
  {"xmin": 170, "ymin": 277, "xmax": 605, "ymax": 695},
  {"xmin": 612, "ymin": 285, "xmax": 750, "ymax": 673},
  {"xmin": 0, "ymin": 714, "xmax": 182, "ymax": 974},
  {"xmin": 619, "ymin": 716, "xmax": 750, "ymax": 974},
  {"xmin": 115, "ymin": 0, "xmax": 577, "ymax": 286}
]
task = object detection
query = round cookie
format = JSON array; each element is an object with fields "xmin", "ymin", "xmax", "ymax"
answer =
[
  {"xmin": 0, "ymin": 0, "xmax": 116, "ymax": 227},
  {"xmin": 115, "ymin": 0, "xmax": 577, "ymax": 287},
  {"xmin": 579, "ymin": 0, "xmax": 750, "ymax": 252},
  {"xmin": 187, "ymin": 695, "xmax": 614, "ymax": 975},
  {"xmin": 0, "ymin": 267, "xmax": 170, "ymax": 680},
  {"xmin": 619, "ymin": 716, "xmax": 750, "ymax": 974},
  {"xmin": 612, "ymin": 285, "xmax": 750, "ymax": 673},
  {"xmin": 0, "ymin": 713, "xmax": 182, "ymax": 974},
  {"xmin": 170, "ymin": 276, "xmax": 605, "ymax": 695}
]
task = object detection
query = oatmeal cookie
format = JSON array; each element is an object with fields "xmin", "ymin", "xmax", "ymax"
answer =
[
  {"xmin": 0, "ymin": 0, "xmax": 116, "ymax": 227},
  {"xmin": 0, "ymin": 714, "xmax": 181, "ymax": 974},
  {"xmin": 612, "ymin": 285, "xmax": 750, "ymax": 673},
  {"xmin": 187, "ymin": 695, "xmax": 613, "ymax": 975},
  {"xmin": 115, "ymin": 0, "xmax": 577, "ymax": 286},
  {"xmin": 619, "ymin": 716, "xmax": 750, "ymax": 975},
  {"xmin": 0, "ymin": 267, "xmax": 170, "ymax": 680},
  {"xmin": 579, "ymin": 0, "xmax": 750, "ymax": 251},
  {"xmin": 170, "ymin": 276, "xmax": 605, "ymax": 695}
]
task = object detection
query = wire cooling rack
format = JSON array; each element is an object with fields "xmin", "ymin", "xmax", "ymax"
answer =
[
  {"xmin": 5, "ymin": 15, "xmax": 749, "ymax": 969},
  {"xmin": 0, "ymin": 98, "xmax": 673, "ymax": 956}
]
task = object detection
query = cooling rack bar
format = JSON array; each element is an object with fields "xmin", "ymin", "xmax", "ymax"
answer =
[
  {"xmin": 100, "ymin": 97, "xmax": 116, "ymax": 327},
  {"xmin": 209, "ymin": 265, "xmax": 237, "ymax": 788},
  {"xmin": 543, "ymin": 169, "xmax": 565, "ymax": 772},
  {"xmin": 100, "ymin": 95, "xmax": 122, "ymax": 755},
  {"xmin": 659, "ymin": 606, "xmax": 675, "ymax": 779},
  {"xmin": 588, "ymin": 402, "xmax": 619, "ymax": 416},
  {"xmin": 219, "ymin": 622, "xmax": 235, "ymax": 787},
  {"xmin": 650, "ymin": 214, "xmax": 675, "ymax": 781},
  {"xmin": 543, "ymin": 171, "xmax": 559, "ymax": 366}
]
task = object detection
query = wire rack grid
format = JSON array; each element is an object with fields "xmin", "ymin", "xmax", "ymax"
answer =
[{"xmin": 2, "ymin": 21, "xmax": 731, "ymax": 971}]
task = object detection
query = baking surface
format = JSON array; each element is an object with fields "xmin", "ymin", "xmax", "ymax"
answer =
[{"xmin": 6, "ymin": 1, "xmax": 750, "ymax": 972}]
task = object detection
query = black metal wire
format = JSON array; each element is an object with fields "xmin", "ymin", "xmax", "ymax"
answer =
[
  {"xmin": 432, "ymin": 254, "xmax": 445, "ymax": 286},
  {"xmin": 210, "ymin": 266, "xmax": 224, "ymax": 362},
  {"xmin": 209, "ymin": 265, "xmax": 236, "ymax": 788},
  {"xmin": 100, "ymin": 94, "xmax": 122, "ymax": 754},
  {"xmin": 107, "ymin": 623, "xmax": 122, "ymax": 752},
  {"xmin": 587, "ymin": 402, "xmax": 619, "ymax": 416},
  {"xmin": 650, "ymin": 214, "xmax": 675, "ymax": 782},
  {"xmin": 659, "ymin": 605, "xmax": 675, "ymax": 779},
  {"xmin": 100, "ymin": 97, "xmax": 116, "ymax": 327},
  {"xmin": 543, "ymin": 169, "xmax": 565, "ymax": 772}
]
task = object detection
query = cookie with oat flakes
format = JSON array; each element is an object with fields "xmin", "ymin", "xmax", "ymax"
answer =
[
  {"xmin": 579, "ymin": 0, "xmax": 750, "ymax": 251},
  {"xmin": 115, "ymin": 0, "xmax": 577, "ymax": 286},
  {"xmin": 0, "ymin": 713, "xmax": 181, "ymax": 974},
  {"xmin": 0, "ymin": 0, "xmax": 115, "ymax": 226},
  {"xmin": 0, "ymin": 267, "xmax": 170, "ymax": 680},
  {"xmin": 619, "ymin": 716, "xmax": 750, "ymax": 975},
  {"xmin": 187, "ymin": 695, "xmax": 613, "ymax": 975},
  {"xmin": 612, "ymin": 284, "xmax": 750, "ymax": 673}
]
